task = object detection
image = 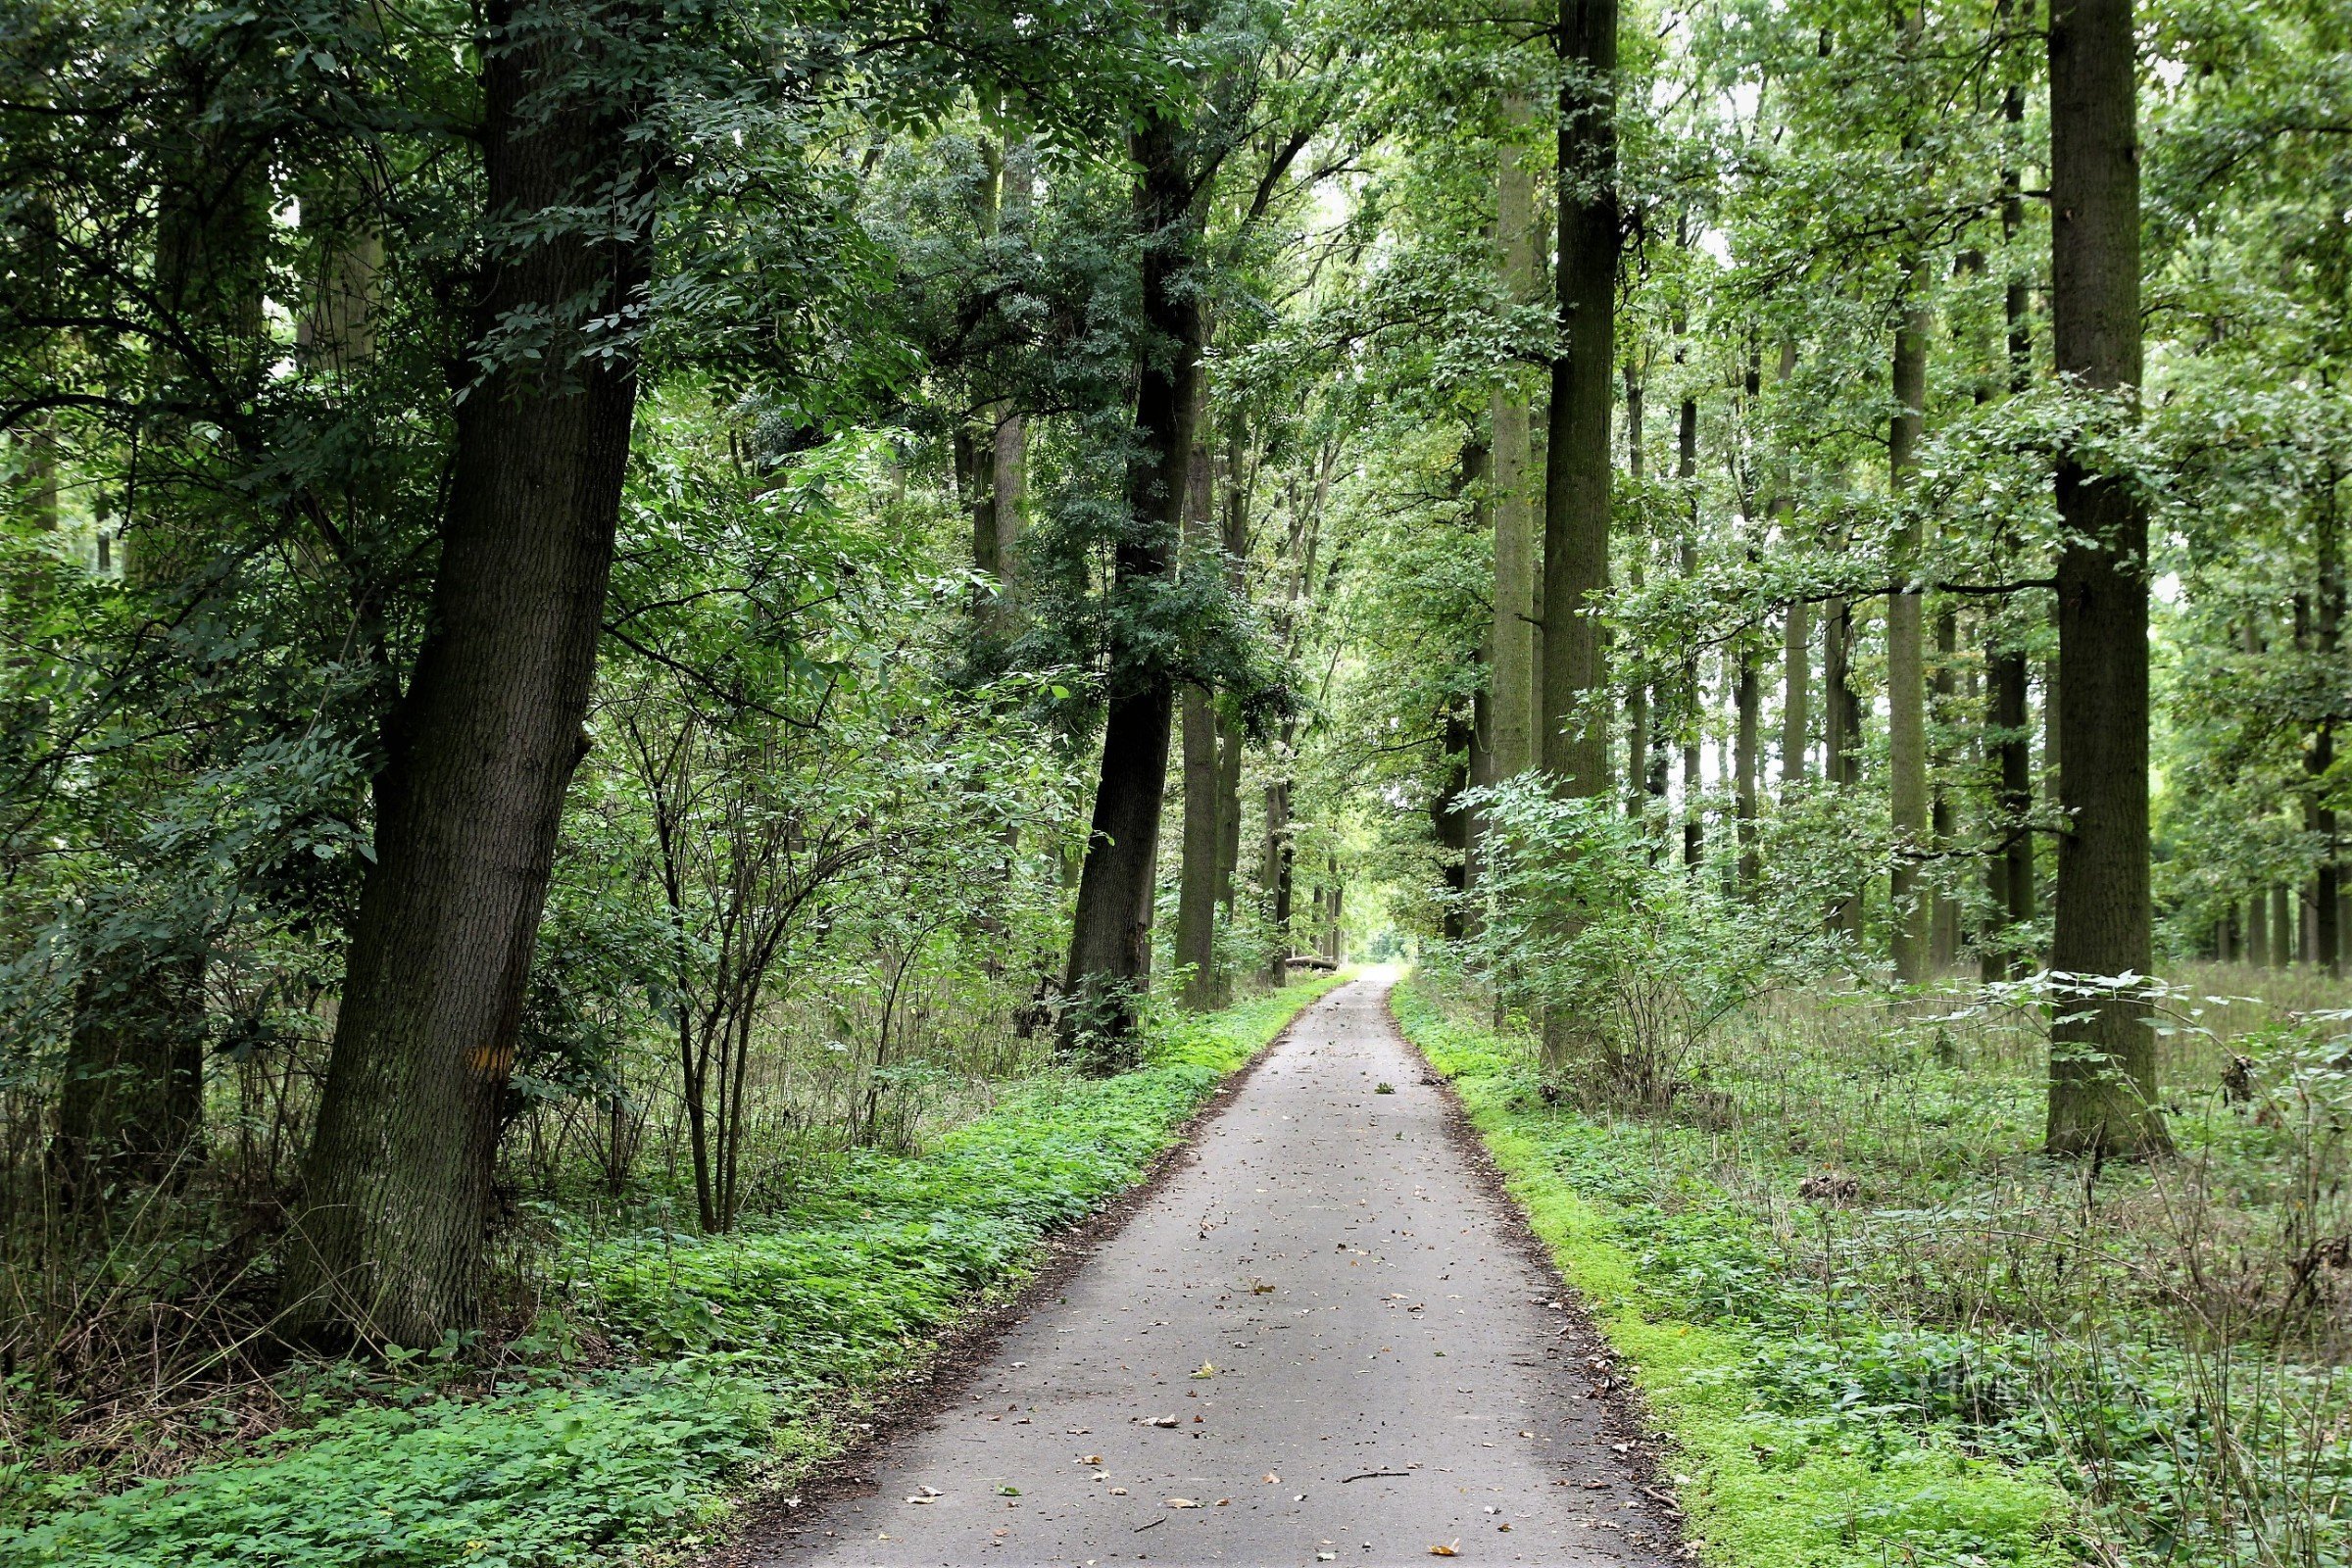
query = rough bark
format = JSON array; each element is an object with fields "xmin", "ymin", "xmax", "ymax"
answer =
[
  {"xmin": 2044, "ymin": 0, "xmax": 2164, "ymax": 1154},
  {"xmin": 1887, "ymin": 284, "xmax": 1931, "ymax": 983},
  {"xmin": 284, "ymin": 0, "xmax": 653, "ymax": 1343},
  {"xmin": 1539, "ymin": 0, "xmax": 1617, "ymax": 799},
  {"xmin": 1490, "ymin": 101, "xmax": 1540, "ymax": 783},
  {"xmin": 1060, "ymin": 109, "xmax": 1201, "ymax": 1066}
]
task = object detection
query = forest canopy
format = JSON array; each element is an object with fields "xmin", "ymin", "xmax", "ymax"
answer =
[{"xmin": 2, "ymin": 0, "xmax": 2350, "ymax": 1557}]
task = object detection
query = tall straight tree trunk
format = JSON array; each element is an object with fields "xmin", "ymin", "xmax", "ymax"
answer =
[
  {"xmin": 1824, "ymin": 595, "xmax": 1861, "ymax": 936},
  {"xmin": 1176, "ymin": 681, "xmax": 1220, "ymax": 1007},
  {"xmin": 2246, "ymin": 882, "xmax": 2268, "ymax": 968},
  {"xmin": 1679, "ymin": 399, "xmax": 1701, "ymax": 870},
  {"xmin": 1986, "ymin": 646, "xmax": 2035, "ymax": 976},
  {"xmin": 1782, "ymin": 605, "xmax": 1810, "ymax": 788},
  {"xmin": 1887, "ymin": 281, "xmax": 1931, "ymax": 983},
  {"xmin": 1490, "ymin": 101, "xmax": 1541, "ymax": 782},
  {"xmin": 2312, "ymin": 486, "xmax": 2342, "ymax": 976},
  {"xmin": 2271, "ymin": 884, "xmax": 2291, "ymax": 968},
  {"xmin": 1174, "ymin": 384, "xmax": 1219, "ymax": 1008},
  {"xmin": 2043, "ymin": 0, "xmax": 2164, "ymax": 1154},
  {"xmin": 1535, "ymin": 0, "xmax": 1619, "ymax": 1077},
  {"xmin": 1623, "ymin": 368, "xmax": 1649, "ymax": 815},
  {"xmin": 1540, "ymin": 0, "xmax": 1618, "ymax": 800},
  {"xmin": 1932, "ymin": 608, "xmax": 1960, "ymax": 969},
  {"xmin": 285, "ymin": 0, "xmax": 654, "ymax": 1343},
  {"xmin": 1734, "ymin": 650, "xmax": 1759, "ymax": 887},
  {"xmin": 1263, "ymin": 768, "xmax": 1294, "ymax": 984},
  {"xmin": 1212, "ymin": 418, "xmax": 1250, "ymax": 939},
  {"xmin": 1435, "ymin": 702, "xmax": 1474, "ymax": 940},
  {"xmin": 1061, "ymin": 110, "xmax": 1202, "ymax": 1066}
]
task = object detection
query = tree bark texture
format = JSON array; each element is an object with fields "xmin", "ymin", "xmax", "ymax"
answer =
[
  {"xmin": 1887, "ymin": 288, "xmax": 1930, "ymax": 983},
  {"xmin": 285, "ymin": 0, "xmax": 653, "ymax": 1343},
  {"xmin": 2044, "ymin": 0, "xmax": 2164, "ymax": 1154},
  {"xmin": 1060, "ymin": 111, "xmax": 1202, "ymax": 1067},
  {"xmin": 1540, "ymin": 0, "xmax": 1617, "ymax": 802},
  {"xmin": 1490, "ymin": 101, "xmax": 1541, "ymax": 783}
]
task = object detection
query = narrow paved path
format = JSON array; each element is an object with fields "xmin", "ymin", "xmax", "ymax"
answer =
[{"xmin": 760, "ymin": 973, "xmax": 1674, "ymax": 1568}]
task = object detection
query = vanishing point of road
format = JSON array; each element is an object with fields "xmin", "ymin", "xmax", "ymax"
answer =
[{"xmin": 756, "ymin": 971, "xmax": 1677, "ymax": 1568}]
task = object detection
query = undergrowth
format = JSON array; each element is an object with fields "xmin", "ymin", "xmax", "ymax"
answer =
[
  {"xmin": 0, "ymin": 975, "xmax": 1342, "ymax": 1567},
  {"xmin": 1393, "ymin": 972, "xmax": 2079, "ymax": 1568},
  {"xmin": 1396, "ymin": 963, "xmax": 2352, "ymax": 1568}
]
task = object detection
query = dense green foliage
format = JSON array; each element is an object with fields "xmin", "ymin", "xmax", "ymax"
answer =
[{"xmin": 4, "ymin": 979, "xmax": 1338, "ymax": 1565}]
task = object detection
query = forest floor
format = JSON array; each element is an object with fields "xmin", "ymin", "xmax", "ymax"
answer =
[{"xmin": 743, "ymin": 972, "xmax": 1677, "ymax": 1568}]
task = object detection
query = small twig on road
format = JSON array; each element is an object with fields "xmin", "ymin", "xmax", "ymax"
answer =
[
  {"xmin": 1339, "ymin": 1471, "xmax": 1411, "ymax": 1483},
  {"xmin": 1133, "ymin": 1517, "xmax": 1164, "ymax": 1532}
]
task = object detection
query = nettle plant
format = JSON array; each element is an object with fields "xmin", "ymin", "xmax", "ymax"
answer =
[{"xmin": 1462, "ymin": 778, "xmax": 1838, "ymax": 1109}]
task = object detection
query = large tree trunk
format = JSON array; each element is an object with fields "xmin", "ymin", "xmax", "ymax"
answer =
[
  {"xmin": 1540, "ymin": 0, "xmax": 1618, "ymax": 797},
  {"xmin": 1537, "ymin": 0, "xmax": 1618, "ymax": 1076},
  {"xmin": 1490, "ymin": 102, "xmax": 1541, "ymax": 782},
  {"xmin": 282, "ymin": 1, "xmax": 651, "ymax": 1343},
  {"xmin": 2043, "ymin": 0, "xmax": 2164, "ymax": 1155},
  {"xmin": 1887, "ymin": 283, "xmax": 1931, "ymax": 983},
  {"xmin": 1059, "ymin": 113, "xmax": 1202, "ymax": 1066}
]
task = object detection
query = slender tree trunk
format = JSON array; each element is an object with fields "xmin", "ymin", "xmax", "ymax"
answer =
[
  {"xmin": 2313, "ymin": 483, "xmax": 2342, "ymax": 976},
  {"xmin": 285, "ymin": 0, "xmax": 653, "ymax": 1342},
  {"xmin": 2044, "ymin": 0, "xmax": 2164, "ymax": 1154},
  {"xmin": 1931, "ymin": 608, "xmax": 1960, "ymax": 969},
  {"xmin": 1824, "ymin": 595, "xmax": 1861, "ymax": 936},
  {"xmin": 1436, "ymin": 701, "xmax": 1473, "ymax": 941},
  {"xmin": 1174, "ymin": 386, "xmax": 1219, "ymax": 1008},
  {"xmin": 1060, "ymin": 113, "xmax": 1202, "ymax": 1067},
  {"xmin": 1264, "ymin": 769, "xmax": 1294, "ymax": 985},
  {"xmin": 1735, "ymin": 649, "xmax": 1759, "ymax": 887},
  {"xmin": 1985, "ymin": 645, "xmax": 2035, "ymax": 976},
  {"xmin": 1622, "ymin": 368, "xmax": 1649, "ymax": 814},
  {"xmin": 1887, "ymin": 282, "xmax": 1931, "ymax": 983},
  {"xmin": 1679, "ymin": 401, "xmax": 1702, "ymax": 870}
]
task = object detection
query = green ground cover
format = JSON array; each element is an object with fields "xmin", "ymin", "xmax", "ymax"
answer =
[
  {"xmin": 5, "ymin": 976, "xmax": 1342, "ymax": 1568},
  {"xmin": 1391, "ymin": 973, "xmax": 2080, "ymax": 1568}
]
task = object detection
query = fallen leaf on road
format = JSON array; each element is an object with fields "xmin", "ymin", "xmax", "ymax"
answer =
[
  {"xmin": 1429, "ymin": 1543, "xmax": 1459, "ymax": 1556},
  {"xmin": 1262, "ymin": 1472, "xmax": 1280, "ymax": 1484},
  {"xmin": 1165, "ymin": 1497, "xmax": 1199, "ymax": 1509},
  {"xmin": 1079, "ymin": 1454, "xmax": 1102, "ymax": 1464},
  {"xmin": 1192, "ymin": 1361, "xmax": 1216, "ymax": 1378},
  {"xmin": 998, "ymin": 1487, "xmax": 1021, "ymax": 1496},
  {"xmin": 1110, "ymin": 1488, "xmax": 1129, "ymax": 1495},
  {"xmin": 1193, "ymin": 1414, "xmax": 1204, "ymax": 1423},
  {"xmin": 1250, "ymin": 1281, "xmax": 1276, "ymax": 1295},
  {"xmin": 1143, "ymin": 1415, "xmax": 1179, "ymax": 1427}
]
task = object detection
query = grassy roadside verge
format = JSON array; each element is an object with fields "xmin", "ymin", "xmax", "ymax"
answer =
[
  {"xmin": 1390, "ymin": 973, "xmax": 2077, "ymax": 1568},
  {"xmin": 5, "ymin": 974, "xmax": 1345, "ymax": 1568}
]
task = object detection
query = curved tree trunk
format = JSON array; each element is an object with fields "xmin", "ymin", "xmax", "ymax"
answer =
[{"xmin": 282, "ymin": 0, "xmax": 653, "ymax": 1343}]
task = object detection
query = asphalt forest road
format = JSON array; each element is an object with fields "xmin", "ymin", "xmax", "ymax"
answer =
[{"xmin": 760, "ymin": 971, "xmax": 1675, "ymax": 1568}]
